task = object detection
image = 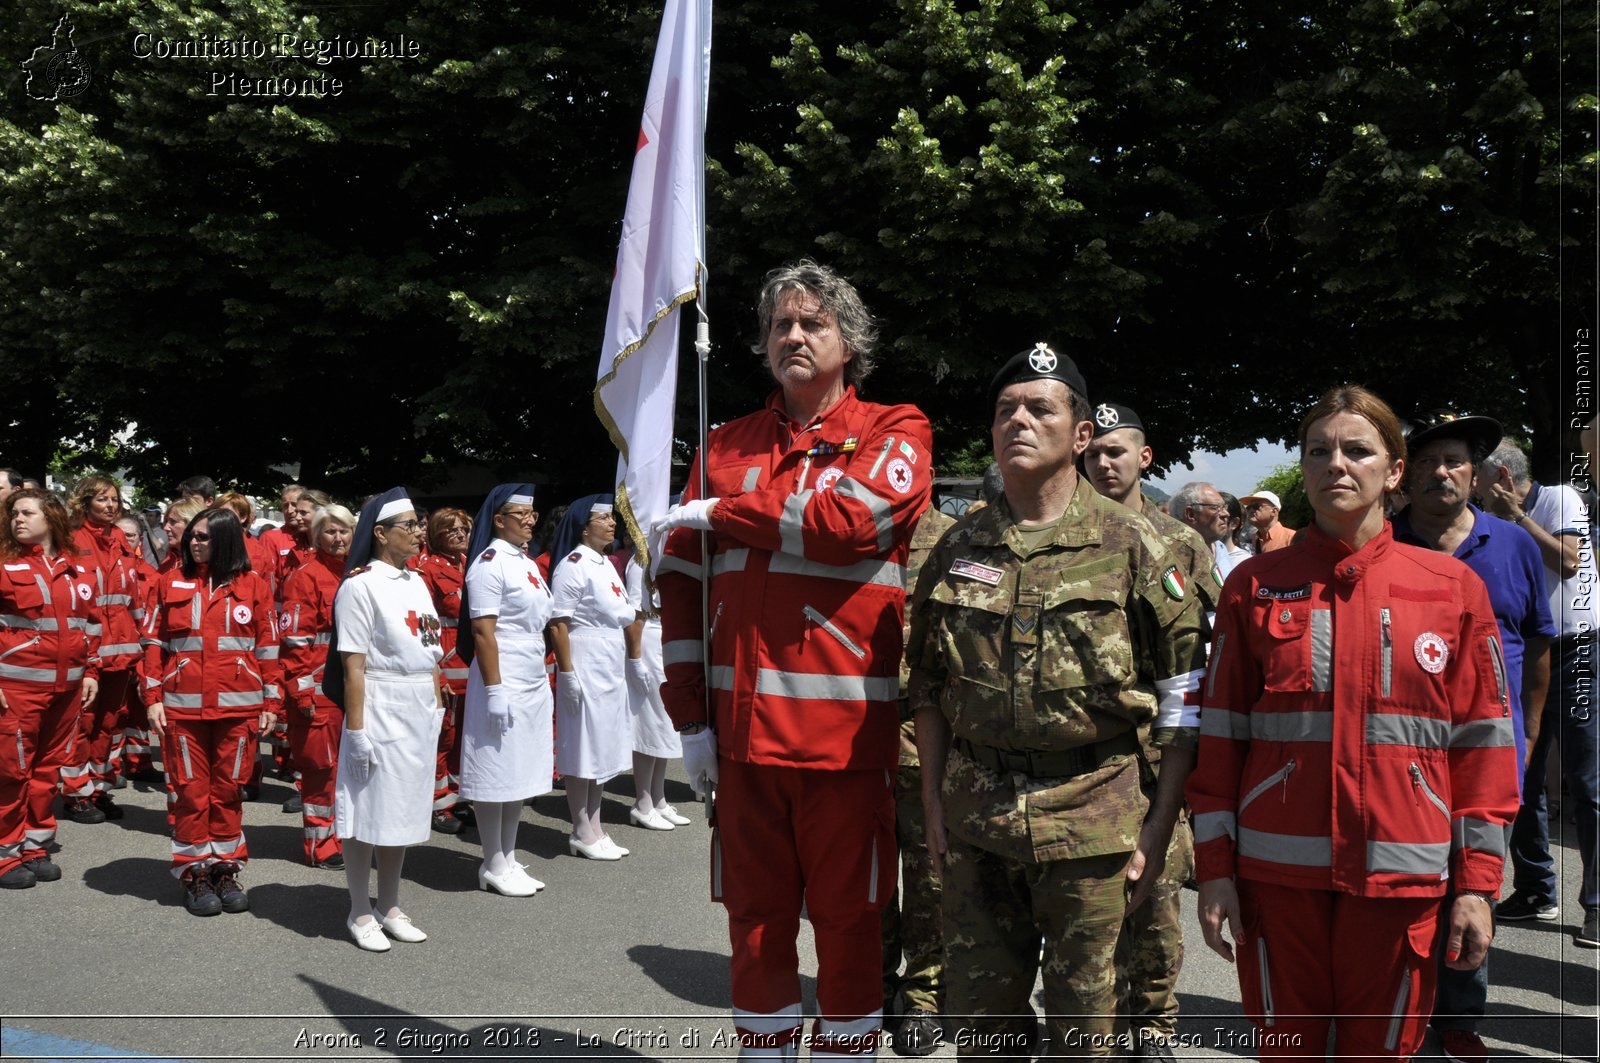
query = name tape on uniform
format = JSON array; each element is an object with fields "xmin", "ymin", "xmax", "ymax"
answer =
[{"xmin": 950, "ymin": 559, "xmax": 1004, "ymax": 585}]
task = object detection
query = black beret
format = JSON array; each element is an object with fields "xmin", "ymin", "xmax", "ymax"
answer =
[
  {"xmin": 987, "ymin": 343, "xmax": 1088, "ymax": 413},
  {"xmin": 1091, "ymin": 402, "xmax": 1144, "ymax": 438}
]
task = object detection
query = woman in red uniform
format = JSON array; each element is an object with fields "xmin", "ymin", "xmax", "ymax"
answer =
[
  {"xmin": 158, "ymin": 500, "xmax": 205, "ymax": 575},
  {"xmin": 0, "ymin": 490, "xmax": 102, "ymax": 888},
  {"xmin": 413, "ymin": 507, "xmax": 472, "ymax": 834},
  {"xmin": 279, "ymin": 503, "xmax": 356, "ymax": 869},
  {"xmin": 142, "ymin": 508, "xmax": 281, "ymax": 917},
  {"xmin": 61, "ymin": 475, "xmax": 143, "ymax": 823},
  {"xmin": 1186, "ymin": 386, "xmax": 1520, "ymax": 1060},
  {"xmin": 115, "ymin": 515, "xmax": 162, "ymax": 782},
  {"xmin": 218, "ymin": 491, "xmax": 290, "ymax": 793}
]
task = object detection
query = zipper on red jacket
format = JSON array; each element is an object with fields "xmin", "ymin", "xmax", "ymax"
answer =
[
  {"xmin": 0, "ymin": 635, "xmax": 42, "ymax": 662},
  {"xmin": 1238, "ymin": 758, "xmax": 1295, "ymax": 815},
  {"xmin": 802, "ymin": 604, "xmax": 866, "ymax": 659},
  {"xmin": 1409, "ymin": 762, "xmax": 1449, "ymax": 820},
  {"xmin": 869, "ymin": 436, "xmax": 895, "ymax": 480},
  {"xmin": 1486, "ymin": 634, "xmax": 1509, "ymax": 714},
  {"xmin": 1380, "ymin": 608, "xmax": 1393, "ymax": 697}
]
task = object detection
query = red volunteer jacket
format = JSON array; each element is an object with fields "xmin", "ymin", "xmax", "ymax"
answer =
[
  {"xmin": 72, "ymin": 522, "xmax": 144, "ymax": 673},
  {"xmin": 0, "ymin": 549, "xmax": 102, "ymax": 689},
  {"xmin": 658, "ymin": 387, "xmax": 933, "ymax": 770},
  {"xmin": 243, "ymin": 533, "xmax": 277, "ymax": 601},
  {"xmin": 279, "ymin": 551, "xmax": 343, "ymax": 712},
  {"xmin": 141, "ymin": 568, "xmax": 282, "ymax": 719},
  {"xmin": 412, "ymin": 551, "xmax": 468, "ymax": 694},
  {"xmin": 1185, "ymin": 523, "xmax": 1519, "ymax": 898}
]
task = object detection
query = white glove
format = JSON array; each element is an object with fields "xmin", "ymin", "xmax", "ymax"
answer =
[
  {"xmin": 343, "ymin": 727, "xmax": 375, "ymax": 785},
  {"xmin": 558, "ymin": 672, "xmax": 586, "ymax": 717},
  {"xmin": 484, "ymin": 683, "xmax": 512, "ymax": 736},
  {"xmin": 626, "ymin": 657, "xmax": 654, "ymax": 699},
  {"xmin": 650, "ymin": 498, "xmax": 720, "ymax": 537},
  {"xmin": 679, "ymin": 727, "xmax": 719, "ymax": 797}
]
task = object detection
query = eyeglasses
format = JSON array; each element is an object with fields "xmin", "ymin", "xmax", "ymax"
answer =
[
  {"xmin": 500, "ymin": 509, "xmax": 537, "ymax": 523},
  {"xmin": 443, "ymin": 526, "xmax": 469, "ymax": 537},
  {"xmin": 1191, "ymin": 502, "xmax": 1228, "ymax": 512},
  {"xmin": 191, "ymin": 532, "xmax": 211, "ymax": 542},
  {"xmin": 382, "ymin": 520, "xmax": 423, "ymax": 533}
]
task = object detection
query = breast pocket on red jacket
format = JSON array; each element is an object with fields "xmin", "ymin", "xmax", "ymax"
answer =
[
  {"xmin": 1382, "ymin": 593, "xmax": 1456, "ymax": 709},
  {"xmin": 1, "ymin": 566, "xmax": 44, "ymax": 613},
  {"xmin": 1257, "ymin": 599, "xmax": 1311, "ymax": 693},
  {"xmin": 161, "ymin": 583, "xmax": 199, "ymax": 634}
]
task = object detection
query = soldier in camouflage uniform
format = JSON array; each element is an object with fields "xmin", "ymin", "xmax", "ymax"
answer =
[
  {"xmin": 883, "ymin": 506, "xmax": 958, "ymax": 1057},
  {"xmin": 907, "ymin": 348, "xmax": 1208, "ymax": 1059},
  {"xmin": 1082, "ymin": 403, "xmax": 1221, "ymax": 1060}
]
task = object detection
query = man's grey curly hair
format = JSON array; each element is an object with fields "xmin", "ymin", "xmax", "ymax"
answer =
[{"xmin": 751, "ymin": 259, "xmax": 879, "ymax": 389}]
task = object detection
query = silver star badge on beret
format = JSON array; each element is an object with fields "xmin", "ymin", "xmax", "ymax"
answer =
[
  {"xmin": 1028, "ymin": 342, "xmax": 1057, "ymax": 372},
  {"xmin": 1095, "ymin": 404, "xmax": 1119, "ymax": 428}
]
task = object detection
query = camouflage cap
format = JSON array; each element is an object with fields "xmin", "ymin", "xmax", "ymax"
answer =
[{"xmin": 987, "ymin": 342, "xmax": 1088, "ymax": 413}]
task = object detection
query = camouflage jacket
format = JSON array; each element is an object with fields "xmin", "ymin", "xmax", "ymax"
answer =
[
  {"xmin": 1137, "ymin": 496, "xmax": 1222, "ymax": 617},
  {"xmin": 906, "ymin": 476, "xmax": 1208, "ymax": 863},
  {"xmin": 898, "ymin": 507, "xmax": 958, "ymax": 767}
]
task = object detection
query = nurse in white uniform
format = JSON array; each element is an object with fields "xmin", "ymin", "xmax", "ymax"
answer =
[
  {"xmin": 550, "ymin": 499, "xmax": 637, "ymax": 860},
  {"xmin": 323, "ymin": 487, "xmax": 445, "ymax": 953},
  {"xmin": 624, "ymin": 554, "xmax": 688, "ymax": 830},
  {"xmin": 457, "ymin": 483, "xmax": 555, "ymax": 898}
]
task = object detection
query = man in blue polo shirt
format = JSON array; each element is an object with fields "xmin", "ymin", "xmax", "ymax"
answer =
[{"xmin": 1393, "ymin": 411, "xmax": 1556, "ymax": 1063}]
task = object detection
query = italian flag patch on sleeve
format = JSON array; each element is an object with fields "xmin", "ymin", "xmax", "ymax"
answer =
[{"xmin": 1161, "ymin": 564, "xmax": 1186, "ymax": 601}]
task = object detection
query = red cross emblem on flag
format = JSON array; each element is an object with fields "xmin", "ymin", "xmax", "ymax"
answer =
[
  {"xmin": 1414, "ymin": 632, "xmax": 1449, "ymax": 674},
  {"xmin": 528, "ymin": 572, "xmax": 541, "ymax": 588},
  {"xmin": 610, "ymin": 582, "xmax": 623, "ymax": 598}
]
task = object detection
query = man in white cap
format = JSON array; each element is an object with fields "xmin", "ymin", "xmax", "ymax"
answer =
[{"xmin": 1240, "ymin": 489, "xmax": 1295, "ymax": 553}]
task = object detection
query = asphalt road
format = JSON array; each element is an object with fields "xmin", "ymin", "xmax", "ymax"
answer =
[{"xmin": 0, "ymin": 768, "xmax": 1594, "ymax": 1061}]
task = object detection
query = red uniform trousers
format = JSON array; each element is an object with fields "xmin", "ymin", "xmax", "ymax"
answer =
[
  {"xmin": 1236, "ymin": 879, "xmax": 1442, "ymax": 1062},
  {"xmin": 119, "ymin": 679, "xmax": 155, "ymax": 777},
  {"xmin": 60, "ymin": 668, "xmax": 131, "ymax": 797},
  {"xmin": 432, "ymin": 691, "xmax": 463, "ymax": 812},
  {"xmin": 163, "ymin": 716, "xmax": 255, "ymax": 878},
  {"xmin": 716, "ymin": 759, "xmax": 896, "ymax": 1056},
  {"xmin": 287, "ymin": 703, "xmax": 343, "ymax": 864},
  {"xmin": 0, "ymin": 684, "xmax": 81, "ymax": 875}
]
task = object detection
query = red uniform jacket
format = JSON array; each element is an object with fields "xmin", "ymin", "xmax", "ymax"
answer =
[
  {"xmin": 141, "ymin": 569, "xmax": 282, "ymax": 720},
  {"xmin": 72, "ymin": 522, "xmax": 143, "ymax": 674},
  {"xmin": 1186, "ymin": 523, "xmax": 1519, "ymax": 898},
  {"xmin": 243, "ymin": 533, "xmax": 277, "ymax": 601},
  {"xmin": 0, "ymin": 549, "xmax": 102, "ymax": 690},
  {"xmin": 658, "ymin": 387, "xmax": 933, "ymax": 770},
  {"xmin": 412, "ymin": 551, "xmax": 468, "ymax": 694},
  {"xmin": 279, "ymin": 551, "xmax": 343, "ymax": 712}
]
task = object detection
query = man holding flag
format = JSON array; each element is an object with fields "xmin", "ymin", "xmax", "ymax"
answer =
[{"xmin": 654, "ymin": 261, "xmax": 934, "ymax": 1059}]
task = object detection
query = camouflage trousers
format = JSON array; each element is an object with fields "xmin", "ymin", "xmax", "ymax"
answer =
[
  {"xmin": 1114, "ymin": 812, "xmax": 1194, "ymax": 1042},
  {"xmin": 942, "ymin": 838, "xmax": 1131, "ymax": 1059},
  {"xmin": 882, "ymin": 762, "xmax": 943, "ymax": 1014}
]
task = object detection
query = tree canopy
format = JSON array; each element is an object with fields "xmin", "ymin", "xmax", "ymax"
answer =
[{"xmin": 1, "ymin": 0, "xmax": 1590, "ymax": 495}]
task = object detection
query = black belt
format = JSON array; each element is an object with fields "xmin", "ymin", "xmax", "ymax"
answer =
[{"xmin": 953, "ymin": 731, "xmax": 1138, "ymax": 779}]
